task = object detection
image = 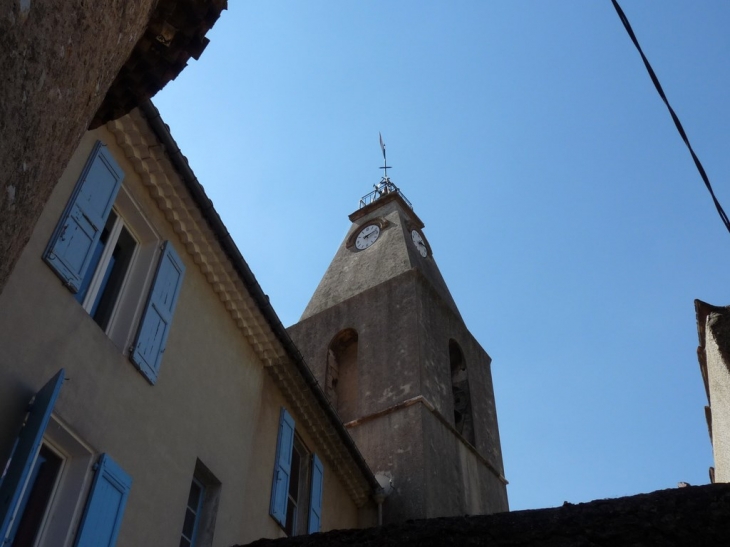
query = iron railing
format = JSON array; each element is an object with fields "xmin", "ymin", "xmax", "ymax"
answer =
[{"xmin": 359, "ymin": 178, "xmax": 413, "ymax": 210}]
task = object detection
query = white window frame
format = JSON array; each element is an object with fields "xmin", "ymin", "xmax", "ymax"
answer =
[
  {"xmin": 181, "ymin": 460, "xmax": 221, "ymax": 547},
  {"xmin": 286, "ymin": 436, "xmax": 312, "ymax": 537},
  {"xmin": 180, "ymin": 476, "xmax": 205, "ymax": 547},
  {"xmin": 5, "ymin": 416, "xmax": 96, "ymax": 547},
  {"xmin": 77, "ymin": 183, "xmax": 162, "ymax": 353}
]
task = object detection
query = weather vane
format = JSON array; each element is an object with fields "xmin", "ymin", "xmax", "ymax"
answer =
[
  {"xmin": 379, "ymin": 132, "xmax": 391, "ymax": 180},
  {"xmin": 359, "ymin": 133, "xmax": 412, "ymax": 209}
]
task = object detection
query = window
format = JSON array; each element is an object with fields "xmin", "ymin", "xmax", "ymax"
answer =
[
  {"xmin": 0, "ymin": 370, "xmax": 132, "ymax": 547},
  {"xmin": 75, "ymin": 210, "xmax": 138, "ymax": 331},
  {"xmin": 269, "ymin": 409, "xmax": 324, "ymax": 535},
  {"xmin": 180, "ymin": 478, "xmax": 204, "ymax": 547},
  {"xmin": 284, "ymin": 437, "xmax": 309, "ymax": 536},
  {"xmin": 5, "ymin": 444, "xmax": 63, "ymax": 546},
  {"xmin": 44, "ymin": 141, "xmax": 186, "ymax": 384},
  {"xmin": 179, "ymin": 460, "xmax": 220, "ymax": 547}
]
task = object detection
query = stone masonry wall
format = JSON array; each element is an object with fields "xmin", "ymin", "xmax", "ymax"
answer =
[
  {"xmin": 0, "ymin": 0, "xmax": 157, "ymax": 294},
  {"xmin": 0, "ymin": 0, "xmax": 225, "ymax": 296}
]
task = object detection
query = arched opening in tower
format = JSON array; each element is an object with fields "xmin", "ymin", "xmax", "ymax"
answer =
[
  {"xmin": 327, "ymin": 328, "xmax": 359, "ymax": 422},
  {"xmin": 449, "ymin": 339, "xmax": 475, "ymax": 446}
]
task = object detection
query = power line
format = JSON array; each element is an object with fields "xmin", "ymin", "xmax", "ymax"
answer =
[{"xmin": 611, "ymin": 0, "xmax": 730, "ymax": 235}]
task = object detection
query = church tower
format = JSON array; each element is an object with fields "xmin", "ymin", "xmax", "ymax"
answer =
[{"xmin": 288, "ymin": 164, "xmax": 508, "ymax": 522}]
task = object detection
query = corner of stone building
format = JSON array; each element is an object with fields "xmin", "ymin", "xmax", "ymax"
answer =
[
  {"xmin": 0, "ymin": 0, "xmax": 226, "ymax": 298},
  {"xmin": 708, "ymin": 308, "xmax": 730, "ymax": 372}
]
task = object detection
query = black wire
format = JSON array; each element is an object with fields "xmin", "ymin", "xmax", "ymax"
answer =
[{"xmin": 611, "ymin": 0, "xmax": 730, "ymax": 234}]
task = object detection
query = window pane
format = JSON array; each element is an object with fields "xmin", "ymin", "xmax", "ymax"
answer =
[
  {"xmin": 75, "ymin": 210, "xmax": 116, "ymax": 304},
  {"xmin": 181, "ymin": 477, "xmax": 206, "ymax": 547},
  {"xmin": 187, "ymin": 480, "xmax": 202, "ymax": 510},
  {"xmin": 9, "ymin": 445, "xmax": 63, "ymax": 547},
  {"xmin": 92, "ymin": 224, "xmax": 136, "ymax": 329},
  {"xmin": 284, "ymin": 497, "xmax": 296, "ymax": 537},
  {"xmin": 182, "ymin": 508, "xmax": 196, "ymax": 538},
  {"xmin": 289, "ymin": 447, "xmax": 301, "ymax": 500}
]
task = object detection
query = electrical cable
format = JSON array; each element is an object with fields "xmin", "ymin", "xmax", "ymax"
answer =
[{"xmin": 611, "ymin": 0, "xmax": 730, "ymax": 234}]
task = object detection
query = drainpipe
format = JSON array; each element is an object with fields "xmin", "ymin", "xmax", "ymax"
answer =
[
  {"xmin": 374, "ymin": 489, "xmax": 385, "ymax": 526},
  {"xmin": 374, "ymin": 474, "xmax": 394, "ymax": 526}
]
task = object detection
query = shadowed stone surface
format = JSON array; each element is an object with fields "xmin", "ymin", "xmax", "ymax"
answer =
[
  {"xmin": 0, "ymin": 0, "xmax": 225, "ymax": 297},
  {"xmin": 237, "ymin": 484, "xmax": 730, "ymax": 547}
]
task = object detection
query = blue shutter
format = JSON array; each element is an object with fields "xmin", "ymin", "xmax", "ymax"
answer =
[
  {"xmin": 44, "ymin": 142, "xmax": 123, "ymax": 293},
  {"xmin": 269, "ymin": 408, "xmax": 295, "ymax": 527},
  {"xmin": 74, "ymin": 454, "xmax": 131, "ymax": 547},
  {"xmin": 0, "ymin": 369, "xmax": 65, "ymax": 541},
  {"xmin": 307, "ymin": 454, "xmax": 324, "ymax": 534},
  {"xmin": 130, "ymin": 241, "xmax": 185, "ymax": 384}
]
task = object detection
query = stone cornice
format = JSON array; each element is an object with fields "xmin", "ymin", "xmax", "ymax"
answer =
[
  {"xmin": 108, "ymin": 110, "xmax": 285, "ymax": 367},
  {"xmin": 106, "ymin": 109, "xmax": 374, "ymax": 507}
]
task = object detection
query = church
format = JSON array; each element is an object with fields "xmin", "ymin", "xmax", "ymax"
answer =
[{"xmin": 288, "ymin": 171, "xmax": 508, "ymax": 521}]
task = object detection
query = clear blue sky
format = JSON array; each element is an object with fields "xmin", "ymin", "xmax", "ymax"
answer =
[{"xmin": 154, "ymin": 2, "xmax": 730, "ymax": 511}]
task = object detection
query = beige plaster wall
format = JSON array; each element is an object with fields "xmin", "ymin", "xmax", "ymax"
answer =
[
  {"xmin": 239, "ymin": 374, "xmax": 364, "ymax": 543},
  {"xmin": 0, "ymin": 128, "xmax": 369, "ymax": 545}
]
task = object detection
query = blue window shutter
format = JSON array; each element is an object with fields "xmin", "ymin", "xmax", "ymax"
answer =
[
  {"xmin": 269, "ymin": 408, "xmax": 295, "ymax": 527},
  {"xmin": 44, "ymin": 142, "xmax": 124, "ymax": 293},
  {"xmin": 0, "ymin": 369, "xmax": 65, "ymax": 541},
  {"xmin": 307, "ymin": 454, "xmax": 324, "ymax": 534},
  {"xmin": 74, "ymin": 454, "xmax": 132, "ymax": 547},
  {"xmin": 130, "ymin": 241, "xmax": 185, "ymax": 384}
]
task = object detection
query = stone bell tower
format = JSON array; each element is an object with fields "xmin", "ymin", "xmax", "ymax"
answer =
[{"xmin": 287, "ymin": 170, "xmax": 508, "ymax": 523}]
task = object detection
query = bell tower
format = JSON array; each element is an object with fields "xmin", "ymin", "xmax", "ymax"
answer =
[{"xmin": 288, "ymin": 155, "xmax": 508, "ymax": 523}]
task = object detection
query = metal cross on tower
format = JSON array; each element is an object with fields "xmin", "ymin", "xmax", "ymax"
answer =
[{"xmin": 379, "ymin": 132, "xmax": 391, "ymax": 180}]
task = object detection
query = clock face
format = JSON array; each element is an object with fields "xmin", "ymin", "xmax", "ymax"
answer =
[
  {"xmin": 355, "ymin": 224, "xmax": 381, "ymax": 250},
  {"xmin": 411, "ymin": 230, "xmax": 428, "ymax": 257}
]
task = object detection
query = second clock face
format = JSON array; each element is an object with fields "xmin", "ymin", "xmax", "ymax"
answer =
[
  {"xmin": 411, "ymin": 230, "xmax": 428, "ymax": 257},
  {"xmin": 355, "ymin": 224, "xmax": 381, "ymax": 250}
]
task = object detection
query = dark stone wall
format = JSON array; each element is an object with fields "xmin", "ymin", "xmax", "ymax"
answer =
[
  {"xmin": 0, "ymin": 0, "xmax": 156, "ymax": 295},
  {"xmin": 422, "ymin": 407, "xmax": 509, "ymax": 517},
  {"xmin": 288, "ymin": 269, "xmax": 508, "ymax": 521},
  {"xmin": 414, "ymin": 271, "xmax": 505, "ymax": 474},
  {"xmin": 236, "ymin": 484, "xmax": 730, "ymax": 547},
  {"xmin": 347, "ymin": 404, "xmax": 427, "ymax": 524},
  {"xmin": 0, "ymin": 0, "xmax": 225, "ymax": 297},
  {"xmin": 289, "ymin": 272, "xmax": 424, "ymax": 419}
]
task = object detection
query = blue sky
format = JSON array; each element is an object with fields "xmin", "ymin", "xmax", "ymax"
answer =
[{"xmin": 154, "ymin": 2, "xmax": 730, "ymax": 511}]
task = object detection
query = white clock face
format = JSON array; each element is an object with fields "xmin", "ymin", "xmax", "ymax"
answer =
[
  {"xmin": 355, "ymin": 224, "xmax": 381, "ymax": 250},
  {"xmin": 411, "ymin": 230, "xmax": 428, "ymax": 257}
]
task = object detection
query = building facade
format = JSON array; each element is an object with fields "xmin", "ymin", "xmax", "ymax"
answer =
[{"xmin": 0, "ymin": 103, "xmax": 378, "ymax": 547}]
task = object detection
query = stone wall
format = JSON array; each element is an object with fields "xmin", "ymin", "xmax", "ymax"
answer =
[
  {"xmin": 0, "ymin": 0, "xmax": 225, "ymax": 296},
  {"xmin": 0, "ymin": 0, "xmax": 156, "ymax": 294}
]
